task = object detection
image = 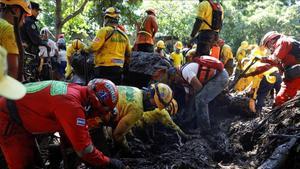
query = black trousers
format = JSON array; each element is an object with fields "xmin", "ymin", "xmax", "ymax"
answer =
[
  {"xmin": 196, "ymin": 30, "xmax": 219, "ymax": 57},
  {"xmin": 94, "ymin": 66, "xmax": 123, "ymax": 85},
  {"xmin": 137, "ymin": 43, "xmax": 154, "ymax": 53}
]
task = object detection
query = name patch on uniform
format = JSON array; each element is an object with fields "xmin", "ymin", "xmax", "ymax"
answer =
[{"xmin": 76, "ymin": 118, "xmax": 86, "ymax": 126}]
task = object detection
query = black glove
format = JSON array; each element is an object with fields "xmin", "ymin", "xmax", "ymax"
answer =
[{"xmin": 108, "ymin": 158, "xmax": 125, "ymax": 169}]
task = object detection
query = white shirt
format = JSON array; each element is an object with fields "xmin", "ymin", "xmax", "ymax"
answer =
[
  {"xmin": 38, "ymin": 39, "xmax": 58, "ymax": 58},
  {"xmin": 181, "ymin": 62, "xmax": 199, "ymax": 93},
  {"xmin": 58, "ymin": 50, "xmax": 67, "ymax": 63}
]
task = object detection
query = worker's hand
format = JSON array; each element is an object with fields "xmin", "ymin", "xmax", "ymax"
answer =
[{"xmin": 108, "ymin": 158, "xmax": 126, "ymax": 169}]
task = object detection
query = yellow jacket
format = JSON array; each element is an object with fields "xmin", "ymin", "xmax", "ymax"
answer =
[
  {"xmin": 114, "ymin": 86, "xmax": 144, "ymax": 143},
  {"xmin": 135, "ymin": 108, "xmax": 184, "ymax": 134},
  {"xmin": 90, "ymin": 26, "xmax": 131, "ymax": 67},
  {"xmin": 0, "ymin": 19, "xmax": 18, "ymax": 54},
  {"xmin": 196, "ymin": 1, "xmax": 224, "ymax": 32},
  {"xmin": 65, "ymin": 43, "xmax": 87, "ymax": 77},
  {"xmin": 220, "ymin": 44, "xmax": 233, "ymax": 65},
  {"xmin": 170, "ymin": 52, "xmax": 184, "ymax": 68},
  {"xmin": 236, "ymin": 47, "xmax": 249, "ymax": 70}
]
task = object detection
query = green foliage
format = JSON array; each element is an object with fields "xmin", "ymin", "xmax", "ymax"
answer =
[
  {"xmin": 221, "ymin": 0, "xmax": 300, "ymax": 52},
  {"xmin": 37, "ymin": 0, "xmax": 142, "ymax": 42},
  {"xmin": 35, "ymin": 0, "xmax": 299, "ymax": 52},
  {"xmin": 139, "ymin": 0, "xmax": 198, "ymax": 43}
]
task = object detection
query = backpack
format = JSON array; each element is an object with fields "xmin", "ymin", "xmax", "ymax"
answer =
[
  {"xmin": 202, "ymin": 0, "xmax": 223, "ymax": 30},
  {"xmin": 193, "ymin": 56, "xmax": 224, "ymax": 72},
  {"xmin": 290, "ymin": 40, "xmax": 300, "ymax": 62}
]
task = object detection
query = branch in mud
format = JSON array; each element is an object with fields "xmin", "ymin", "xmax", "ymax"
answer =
[{"xmin": 258, "ymin": 138, "xmax": 298, "ymax": 169}]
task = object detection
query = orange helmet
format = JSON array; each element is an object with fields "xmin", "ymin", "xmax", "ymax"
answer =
[
  {"xmin": 88, "ymin": 79, "xmax": 119, "ymax": 115},
  {"xmin": 0, "ymin": 0, "xmax": 32, "ymax": 15},
  {"xmin": 146, "ymin": 8, "xmax": 156, "ymax": 16},
  {"xmin": 260, "ymin": 31, "xmax": 282, "ymax": 47}
]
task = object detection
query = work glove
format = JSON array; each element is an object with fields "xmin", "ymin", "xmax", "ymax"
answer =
[{"xmin": 107, "ymin": 158, "xmax": 126, "ymax": 169}]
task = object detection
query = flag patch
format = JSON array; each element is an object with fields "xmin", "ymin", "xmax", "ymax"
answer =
[{"xmin": 76, "ymin": 118, "xmax": 86, "ymax": 126}]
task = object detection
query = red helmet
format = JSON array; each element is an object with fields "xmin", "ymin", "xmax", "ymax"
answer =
[
  {"xmin": 260, "ymin": 31, "xmax": 281, "ymax": 47},
  {"xmin": 88, "ymin": 79, "xmax": 118, "ymax": 115}
]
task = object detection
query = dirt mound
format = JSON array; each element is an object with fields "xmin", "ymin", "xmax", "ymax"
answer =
[{"xmin": 229, "ymin": 95, "xmax": 300, "ymax": 168}]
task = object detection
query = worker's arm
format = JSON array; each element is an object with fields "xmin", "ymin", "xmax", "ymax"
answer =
[
  {"xmin": 151, "ymin": 16, "xmax": 158, "ymax": 37},
  {"xmin": 7, "ymin": 54, "xmax": 19, "ymax": 79},
  {"xmin": 89, "ymin": 29, "xmax": 106, "ymax": 52},
  {"xmin": 158, "ymin": 109, "xmax": 185, "ymax": 135},
  {"xmin": 190, "ymin": 18, "xmax": 202, "ymax": 38},
  {"xmin": 55, "ymin": 102, "xmax": 110, "ymax": 167},
  {"xmin": 190, "ymin": 76, "xmax": 203, "ymax": 93},
  {"xmin": 113, "ymin": 105, "xmax": 143, "ymax": 144}
]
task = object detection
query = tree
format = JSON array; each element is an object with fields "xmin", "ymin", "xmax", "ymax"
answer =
[{"xmin": 55, "ymin": 0, "xmax": 89, "ymax": 36}]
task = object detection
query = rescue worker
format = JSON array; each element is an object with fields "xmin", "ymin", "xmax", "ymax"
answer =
[
  {"xmin": 0, "ymin": 0, "xmax": 32, "ymax": 79},
  {"xmin": 21, "ymin": 1, "xmax": 43, "ymax": 58},
  {"xmin": 234, "ymin": 40, "xmax": 249, "ymax": 78},
  {"xmin": 217, "ymin": 39, "xmax": 234, "ymax": 76},
  {"xmin": 89, "ymin": 7, "xmax": 131, "ymax": 85},
  {"xmin": 258, "ymin": 31, "xmax": 300, "ymax": 106},
  {"xmin": 65, "ymin": 39, "xmax": 87, "ymax": 78},
  {"xmin": 155, "ymin": 40, "xmax": 167, "ymax": 58},
  {"xmin": 190, "ymin": 0, "xmax": 224, "ymax": 56},
  {"xmin": 135, "ymin": 99, "xmax": 187, "ymax": 138},
  {"xmin": 135, "ymin": 8, "xmax": 158, "ymax": 52},
  {"xmin": 0, "ymin": 79, "xmax": 126, "ymax": 169},
  {"xmin": 235, "ymin": 57, "xmax": 282, "ymax": 115},
  {"xmin": 170, "ymin": 41, "xmax": 184, "ymax": 69},
  {"xmin": 181, "ymin": 56, "xmax": 228, "ymax": 130},
  {"xmin": 112, "ymin": 83, "xmax": 175, "ymax": 154},
  {"xmin": 0, "ymin": 46, "xmax": 26, "ymax": 100}
]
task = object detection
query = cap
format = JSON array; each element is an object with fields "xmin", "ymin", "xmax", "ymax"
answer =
[{"xmin": 0, "ymin": 46, "xmax": 26, "ymax": 100}]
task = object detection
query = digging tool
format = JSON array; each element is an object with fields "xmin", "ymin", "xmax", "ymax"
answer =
[{"xmin": 227, "ymin": 57, "xmax": 259, "ymax": 92}]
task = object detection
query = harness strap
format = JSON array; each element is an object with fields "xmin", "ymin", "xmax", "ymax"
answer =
[{"xmin": 6, "ymin": 99, "xmax": 23, "ymax": 126}]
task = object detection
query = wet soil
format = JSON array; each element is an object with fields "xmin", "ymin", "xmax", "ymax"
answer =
[{"xmin": 120, "ymin": 94, "xmax": 300, "ymax": 169}]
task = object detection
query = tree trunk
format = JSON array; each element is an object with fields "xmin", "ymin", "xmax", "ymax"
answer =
[
  {"xmin": 55, "ymin": 0, "xmax": 62, "ymax": 38},
  {"xmin": 55, "ymin": 0, "xmax": 89, "ymax": 38}
]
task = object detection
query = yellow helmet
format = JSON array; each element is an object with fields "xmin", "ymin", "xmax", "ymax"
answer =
[
  {"xmin": 151, "ymin": 83, "xmax": 173, "ymax": 110},
  {"xmin": 241, "ymin": 41, "xmax": 249, "ymax": 49},
  {"xmin": 72, "ymin": 39, "xmax": 84, "ymax": 50},
  {"xmin": 104, "ymin": 7, "xmax": 120, "ymax": 19},
  {"xmin": 174, "ymin": 41, "xmax": 183, "ymax": 50},
  {"xmin": 166, "ymin": 99, "xmax": 178, "ymax": 115},
  {"xmin": 156, "ymin": 40, "xmax": 165, "ymax": 49},
  {"xmin": 0, "ymin": 0, "xmax": 32, "ymax": 15}
]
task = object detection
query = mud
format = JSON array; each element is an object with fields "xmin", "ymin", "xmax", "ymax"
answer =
[{"xmin": 120, "ymin": 94, "xmax": 300, "ymax": 169}]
